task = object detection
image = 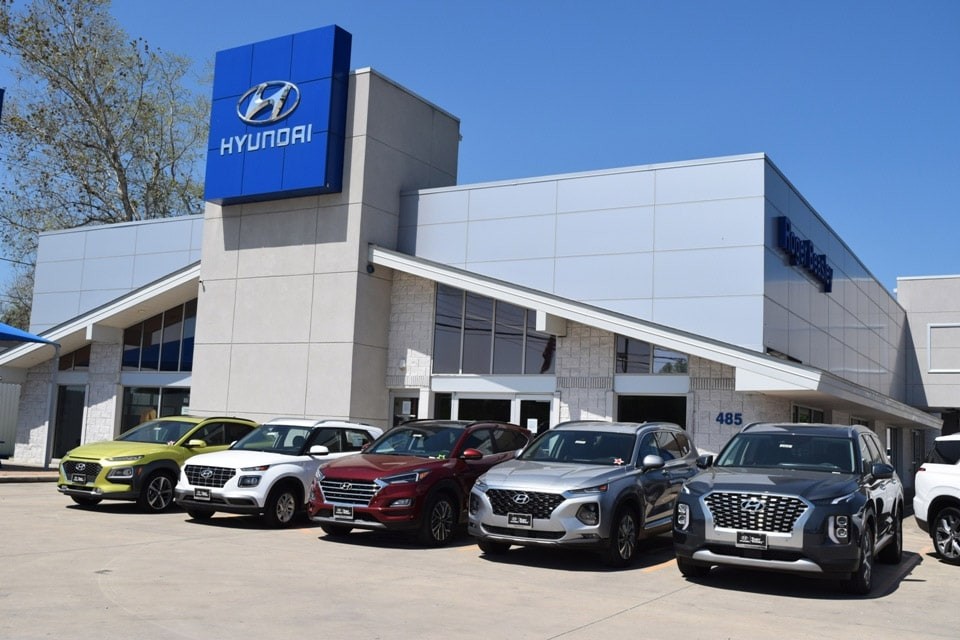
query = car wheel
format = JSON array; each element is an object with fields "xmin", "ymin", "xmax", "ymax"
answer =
[
  {"xmin": 264, "ymin": 486, "xmax": 300, "ymax": 528},
  {"xmin": 878, "ymin": 508, "xmax": 903, "ymax": 564},
  {"xmin": 676, "ymin": 557, "xmax": 711, "ymax": 578},
  {"xmin": 137, "ymin": 471, "xmax": 175, "ymax": 512},
  {"xmin": 845, "ymin": 522, "xmax": 874, "ymax": 595},
  {"xmin": 932, "ymin": 506, "xmax": 960, "ymax": 564},
  {"xmin": 602, "ymin": 507, "xmax": 639, "ymax": 568},
  {"xmin": 477, "ymin": 538, "xmax": 511, "ymax": 555},
  {"xmin": 417, "ymin": 493, "xmax": 457, "ymax": 546},
  {"xmin": 187, "ymin": 509, "xmax": 214, "ymax": 521},
  {"xmin": 69, "ymin": 495, "xmax": 102, "ymax": 507},
  {"xmin": 319, "ymin": 523, "xmax": 353, "ymax": 537}
]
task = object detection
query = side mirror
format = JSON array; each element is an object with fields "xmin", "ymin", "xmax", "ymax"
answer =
[
  {"xmin": 186, "ymin": 439, "xmax": 207, "ymax": 449},
  {"xmin": 641, "ymin": 454, "xmax": 665, "ymax": 471},
  {"xmin": 872, "ymin": 462, "xmax": 895, "ymax": 480},
  {"xmin": 460, "ymin": 448, "xmax": 483, "ymax": 461},
  {"xmin": 696, "ymin": 454, "xmax": 714, "ymax": 469},
  {"xmin": 309, "ymin": 445, "xmax": 330, "ymax": 457}
]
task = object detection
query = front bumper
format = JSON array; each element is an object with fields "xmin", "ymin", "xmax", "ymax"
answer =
[
  {"xmin": 57, "ymin": 463, "xmax": 146, "ymax": 501},
  {"xmin": 467, "ymin": 487, "xmax": 610, "ymax": 550},
  {"xmin": 308, "ymin": 502, "xmax": 422, "ymax": 531},
  {"xmin": 174, "ymin": 485, "xmax": 266, "ymax": 515},
  {"xmin": 912, "ymin": 495, "xmax": 930, "ymax": 534}
]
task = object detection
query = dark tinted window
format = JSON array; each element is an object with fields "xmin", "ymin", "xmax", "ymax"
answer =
[
  {"xmin": 192, "ymin": 422, "xmax": 228, "ymax": 446},
  {"xmin": 225, "ymin": 423, "xmax": 252, "ymax": 444},
  {"xmin": 674, "ymin": 431, "xmax": 692, "ymax": 456},
  {"xmin": 928, "ymin": 439, "xmax": 960, "ymax": 465},
  {"xmin": 493, "ymin": 428, "xmax": 529, "ymax": 453},
  {"xmin": 433, "ymin": 284, "xmax": 463, "ymax": 373},
  {"xmin": 493, "ymin": 302, "xmax": 524, "ymax": 374},
  {"xmin": 463, "ymin": 429, "xmax": 495, "ymax": 455},
  {"xmin": 462, "ymin": 293, "xmax": 493, "ymax": 374},
  {"xmin": 655, "ymin": 431, "xmax": 682, "ymax": 461},
  {"xmin": 343, "ymin": 429, "xmax": 374, "ymax": 452}
]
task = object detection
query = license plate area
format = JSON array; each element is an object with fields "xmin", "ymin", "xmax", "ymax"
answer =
[
  {"xmin": 71, "ymin": 474, "xmax": 88, "ymax": 484},
  {"xmin": 333, "ymin": 505, "xmax": 354, "ymax": 520},
  {"xmin": 507, "ymin": 512, "xmax": 532, "ymax": 527},
  {"xmin": 736, "ymin": 531, "xmax": 767, "ymax": 549},
  {"xmin": 194, "ymin": 488, "xmax": 211, "ymax": 501}
]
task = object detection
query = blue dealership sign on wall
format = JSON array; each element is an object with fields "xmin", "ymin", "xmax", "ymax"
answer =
[{"xmin": 204, "ymin": 25, "xmax": 352, "ymax": 205}]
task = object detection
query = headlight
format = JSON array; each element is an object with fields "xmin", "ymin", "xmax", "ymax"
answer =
[
  {"xmin": 569, "ymin": 483, "xmax": 608, "ymax": 495},
  {"xmin": 315, "ymin": 467, "xmax": 326, "ymax": 481},
  {"xmin": 829, "ymin": 514, "xmax": 851, "ymax": 543},
  {"xmin": 106, "ymin": 467, "xmax": 136, "ymax": 480},
  {"xmin": 675, "ymin": 503, "xmax": 690, "ymax": 530},
  {"xmin": 474, "ymin": 478, "xmax": 488, "ymax": 493},
  {"xmin": 377, "ymin": 470, "xmax": 430, "ymax": 487},
  {"xmin": 576, "ymin": 503, "xmax": 600, "ymax": 525},
  {"xmin": 238, "ymin": 476, "xmax": 261, "ymax": 488},
  {"xmin": 106, "ymin": 455, "xmax": 143, "ymax": 462},
  {"xmin": 241, "ymin": 465, "xmax": 270, "ymax": 471},
  {"xmin": 831, "ymin": 491, "xmax": 857, "ymax": 505}
]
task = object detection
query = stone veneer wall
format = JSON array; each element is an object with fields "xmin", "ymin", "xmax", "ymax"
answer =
[
  {"xmin": 556, "ymin": 324, "xmax": 614, "ymax": 422},
  {"xmin": 83, "ymin": 342, "xmax": 122, "ymax": 443},
  {"xmin": 385, "ymin": 272, "xmax": 435, "ymax": 389},
  {"xmin": 14, "ymin": 361, "xmax": 56, "ymax": 464}
]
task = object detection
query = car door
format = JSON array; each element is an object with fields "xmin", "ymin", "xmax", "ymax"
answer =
[
  {"xmin": 636, "ymin": 431, "xmax": 672, "ymax": 527},
  {"xmin": 862, "ymin": 433, "xmax": 900, "ymax": 532}
]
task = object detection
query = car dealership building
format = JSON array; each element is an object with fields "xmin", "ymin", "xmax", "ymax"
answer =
[{"xmin": 1, "ymin": 26, "xmax": 958, "ymax": 491}]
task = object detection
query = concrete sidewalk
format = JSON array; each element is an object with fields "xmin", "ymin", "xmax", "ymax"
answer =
[{"xmin": 0, "ymin": 462, "xmax": 59, "ymax": 483}]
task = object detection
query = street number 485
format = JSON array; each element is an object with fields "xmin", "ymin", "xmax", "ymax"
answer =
[{"xmin": 715, "ymin": 412, "xmax": 743, "ymax": 426}]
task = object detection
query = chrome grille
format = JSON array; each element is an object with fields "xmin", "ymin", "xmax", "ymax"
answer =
[
  {"xmin": 62, "ymin": 460, "xmax": 102, "ymax": 482},
  {"xmin": 319, "ymin": 479, "xmax": 378, "ymax": 506},
  {"xmin": 704, "ymin": 492, "xmax": 808, "ymax": 534},
  {"xmin": 487, "ymin": 489, "xmax": 564, "ymax": 519},
  {"xmin": 184, "ymin": 465, "xmax": 236, "ymax": 488}
]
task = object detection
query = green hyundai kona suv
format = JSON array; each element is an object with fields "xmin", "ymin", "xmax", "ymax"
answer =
[{"xmin": 58, "ymin": 416, "xmax": 257, "ymax": 512}]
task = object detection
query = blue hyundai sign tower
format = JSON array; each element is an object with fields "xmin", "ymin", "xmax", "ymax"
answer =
[{"xmin": 204, "ymin": 25, "xmax": 352, "ymax": 205}]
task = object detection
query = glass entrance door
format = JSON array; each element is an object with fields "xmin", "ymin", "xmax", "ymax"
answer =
[{"xmin": 53, "ymin": 385, "xmax": 86, "ymax": 458}]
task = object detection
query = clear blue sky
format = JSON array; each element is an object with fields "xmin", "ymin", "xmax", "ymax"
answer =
[{"xmin": 3, "ymin": 0, "xmax": 959, "ymax": 293}]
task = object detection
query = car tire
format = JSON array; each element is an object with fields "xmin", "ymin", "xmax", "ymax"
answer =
[
  {"xmin": 263, "ymin": 485, "xmax": 300, "ymax": 529},
  {"xmin": 69, "ymin": 495, "xmax": 102, "ymax": 507},
  {"xmin": 844, "ymin": 521, "xmax": 874, "ymax": 595},
  {"xmin": 602, "ymin": 506, "xmax": 639, "ymax": 568},
  {"xmin": 477, "ymin": 538, "xmax": 511, "ymax": 555},
  {"xmin": 932, "ymin": 505, "xmax": 960, "ymax": 564},
  {"xmin": 417, "ymin": 493, "xmax": 457, "ymax": 546},
  {"xmin": 187, "ymin": 509, "xmax": 214, "ymax": 521},
  {"xmin": 319, "ymin": 523, "xmax": 353, "ymax": 537},
  {"xmin": 877, "ymin": 507, "xmax": 903, "ymax": 564},
  {"xmin": 676, "ymin": 557, "xmax": 711, "ymax": 578},
  {"xmin": 137, "ymin": 471, "xmax": 175, "ymax": 512}
]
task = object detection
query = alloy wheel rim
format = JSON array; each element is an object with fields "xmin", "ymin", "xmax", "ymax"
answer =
[
  {"xmin": 935, "ymin": 512, "xmax": 960, "ymax": 559},
  {"xmin": 277, "ymin": 493, "xmax": 296, "ymax": 523},
  {"xmin": 148, "ymin": 476, "xmax": 173, "ymax": 510},
  {"xmin": 431, "ymin": 500, "xmax": 453, "ymax": 541},
  {"xmin": 618, "ymin": 514, "xmax": 637, "ymax": 560}
]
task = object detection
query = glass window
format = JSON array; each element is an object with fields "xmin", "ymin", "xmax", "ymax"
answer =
[
  {"xmin": 180, "ymin": 299, "xmax": 196, "ymax": 371},
  {"xmin": 653, "ymin": 346, "xmax": 688, "ymax": 373},
  {"xmin": 463, "ymin": 429, "xmax": 495, "ymax": 455},
  {"xmin": 225, "ymin": 423, "xmax": 252, "ymax": 445},
  {"xmin": 457, "ymin": 398, "xmax": 511, "ymax": 422},
  {"xmin": 58, "ymin": 345, "xmax": 91, "ymax": 371},
  {"xmin": 192, "ymin": 422, "xmax": 228, "ymax": 446},
  {"xmin": 139, "ymin": 313, "xmax": 163, "ymax": 371},
  {"xmin": 655, "ymin": 431, "xmax": 683, "ymax": 461},
  {"xmin": 434, "ymin": 393, "xmax": 452, "ymax": 419},
  {"xmin": 462, "ymin": 293, "xmax": 493, "ymax": 374},
  {"xmin": 433, "ymin": 284, "xmax": 463, "ymax": 373},
  {"xmin": 493, "ymin": 428, "xmax": 529, "ymax": 453},
  {"xmin": 928, "ymin": 438, "xmax": 960, "ymax": 465},
  {"xmin": 493, "ymin": 302, "xmax": 524, "ymax": 374},
  {"xmin": 793, "ymin": 405, "xmax": 824, "ymax": 423},
  {"xmin": 122, "ymin": 325, "xmax": 142, "ymax": 370},
  {"xmin": 343, "ymin": 429, "xmax": 375, "ymax": 452},
  {"xmin": 160, "ymin": 305, "xmax": 183, "ymax": 372},
  {"xmin": 524, "ymin": 313, "xmax": 555, "ymax": 374},
  {"xmin": 616, "ymin": 336, "xmax": 650, "ymax": 373}
]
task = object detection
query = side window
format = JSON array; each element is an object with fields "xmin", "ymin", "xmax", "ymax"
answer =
[
  {"xmin": 225, "ymin": 423, "xmax": 251, "ymax": 444},
  {"xmin": 859, "ymin": 435, "xmax": 879, "ymax": 473},
  {"xmin": 673, "ymin": 431, "xmax": 692, "ymax": 457},
  {"xmin": 655, "ymin": 431, "xmax": 682, "ymax": 461},
  {"xmin": 463, "ymin": 429, "xmax": 495, "ymax": 455},
  {"xmin": 864, "ymin": 435, "xmax": 886, "ymax": 466},
  {"xmin": 309, "ymin": 428, "xmax": 343, "ymax": 453},
  {"xmin": 492, "ymin": 428, "xmax": 529, "ymax": 453},
  {"xmin": 637, "ymin": 433, "xmax": 659, "ymax": 460},
  {"xmin": 343, "ymin": 429, "xmax": 374, "ymax": 452},
  {"xmin": 193, "ymin": 422, "xmax": 227, "ymax": 446}
]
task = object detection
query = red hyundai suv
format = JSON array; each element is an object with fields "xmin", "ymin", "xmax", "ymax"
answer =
[{"xmin": 307, "ymin": 419, "xmax": 531, "ymax": 546}]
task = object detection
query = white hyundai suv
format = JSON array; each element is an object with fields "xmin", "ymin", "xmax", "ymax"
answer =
[
  {"xmin": 175, "ymin": 418, "xmax": 382, "ymax": 527},
  {"xmin": 914, "ymin": 433, "xmax": 960, "ymax": 564}
]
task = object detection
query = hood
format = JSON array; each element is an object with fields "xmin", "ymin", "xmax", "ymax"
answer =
[
  {"xmin": 479, "ymin": 459, "xmax": 627, "ymax": 492},
  {"xmin": 319, "ymin": 453, "xmax": 450, "ymax": 480},
  {"xmin": 182, "ymin": 449, "xmax": 305, "ymax": 469},
  {"xmin": 63, "ymin": 440, "xmax": 175, "ymax": 460},
  {"xmin": 686, "ymin": 467, "xmax": 860, "ymax": 503}
]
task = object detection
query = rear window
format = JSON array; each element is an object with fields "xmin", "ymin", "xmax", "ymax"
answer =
[{"xmin": 927, "ymin": 439, "xmax": 960, "ymax": 465}]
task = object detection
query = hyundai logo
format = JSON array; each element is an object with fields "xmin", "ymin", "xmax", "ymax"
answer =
[
  {"xmin": 76, "ymin": 463, "xmax": 86, "ymax": 471},
  {"xmin": 199, "ymin": 468, "xmax": 214, "ymax": 479},
  {"xmin": 340, "ymin": 482, "xmax": 353, "ymax": 491},
  {"xmin": 513, "ymin": 493, "xmax": 530, "ymax": 505},
  {"xmin": 740, "ymin": 497, "xmax": 765, "ymax": 513},
  {"xmin": 237, "ymin": 81, "xmax": 300, "ymax": 125}
]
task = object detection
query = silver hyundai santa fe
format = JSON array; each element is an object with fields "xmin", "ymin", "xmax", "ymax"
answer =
[{"xmin": 467, "ymin": 420, "xmax": 699, "ymax": 567}]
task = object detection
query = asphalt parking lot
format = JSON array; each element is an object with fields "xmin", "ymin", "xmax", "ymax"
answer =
[{"xmin": 0, "ymin": 483, "xmax": 956, "ymax": 640}]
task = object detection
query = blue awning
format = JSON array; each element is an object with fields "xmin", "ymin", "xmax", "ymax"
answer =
[{"xmin": 0, "ymin": 322, "xmax": 54, "ymax": 345}]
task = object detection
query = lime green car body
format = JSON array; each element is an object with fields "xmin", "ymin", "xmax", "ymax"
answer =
[{"xmin": 57, "ymin": 416, "xmax": 257, "ymax": 512}]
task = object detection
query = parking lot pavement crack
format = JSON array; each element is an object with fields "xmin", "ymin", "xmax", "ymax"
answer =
[{"xmin": 544, "ymin": 583, "xmax": 695, "ymax": 639}]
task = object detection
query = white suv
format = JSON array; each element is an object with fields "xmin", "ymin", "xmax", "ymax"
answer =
[
  {"xmin": 914, "ymin": 433, "xmax": 960, "ymax": 564},
  {"xmin": 175, "ymin": 418, "xmax": 382, "ymax": 527}
]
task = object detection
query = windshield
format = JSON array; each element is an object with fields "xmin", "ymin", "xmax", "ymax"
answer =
[
  {"xmin": 232, "ymin": 425, "xmax": 315, "ymax": 455},
  {"xmin": 520, "ymin": 430, "xmax": 636, "ymax": 466},
  {"xmin": 366, "ymin": 425, "xmax": 464, "ymax": 459},
  {"xmin": 716, "ymin": 433, "xmax": 855, "ymax": 473},
  {"xmin": 117, "ymin": 419, "xmax": 195, "ymax": 445}
]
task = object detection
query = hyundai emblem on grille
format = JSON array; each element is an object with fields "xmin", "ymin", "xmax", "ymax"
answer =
[
  {"xmin": 741, "ymin": 497, "xmax": 765, "ymax": 512},
  {"xmin": 76, "ymin": 463, "xmax": 86, "ymax": 471},
  {"xmin": 200, "ymin": 469, "xmax": 213, "ymax": 479},
  {"xmin": 513, "ymin": 493, "xmax": 530, "ymax": 505},
  {"xmin": 340, "ymin": 482, "xmax": 353, "ymax": 490}
]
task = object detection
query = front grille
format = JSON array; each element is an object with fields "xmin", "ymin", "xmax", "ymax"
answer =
[
  {"xmin": 319, "ymin": 479, "xmax": 378, "ymax": 506},
  {"xmin": 62, "ymin": 460, "xmax": 102, "ymax": 483},
  {"xmin": 704, "ymin": 492, "xmax": 808, "ymax": 533},
  {"xmin": 487, "ymin": 489, "xmax": 564, "ymax": 519},
  {"xmin": 184, "ymin": 465, "xmax": 236, "ymax": 488}
]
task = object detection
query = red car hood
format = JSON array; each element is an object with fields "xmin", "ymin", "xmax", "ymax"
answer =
[{"xmin": 320, "ymin": 453, "xmax": 450, "ymax": 480}]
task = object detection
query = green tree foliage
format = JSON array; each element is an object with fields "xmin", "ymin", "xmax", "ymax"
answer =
[{"xmin": 0, "ymin": 0, "xmax": 207, "ymax": 327}]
